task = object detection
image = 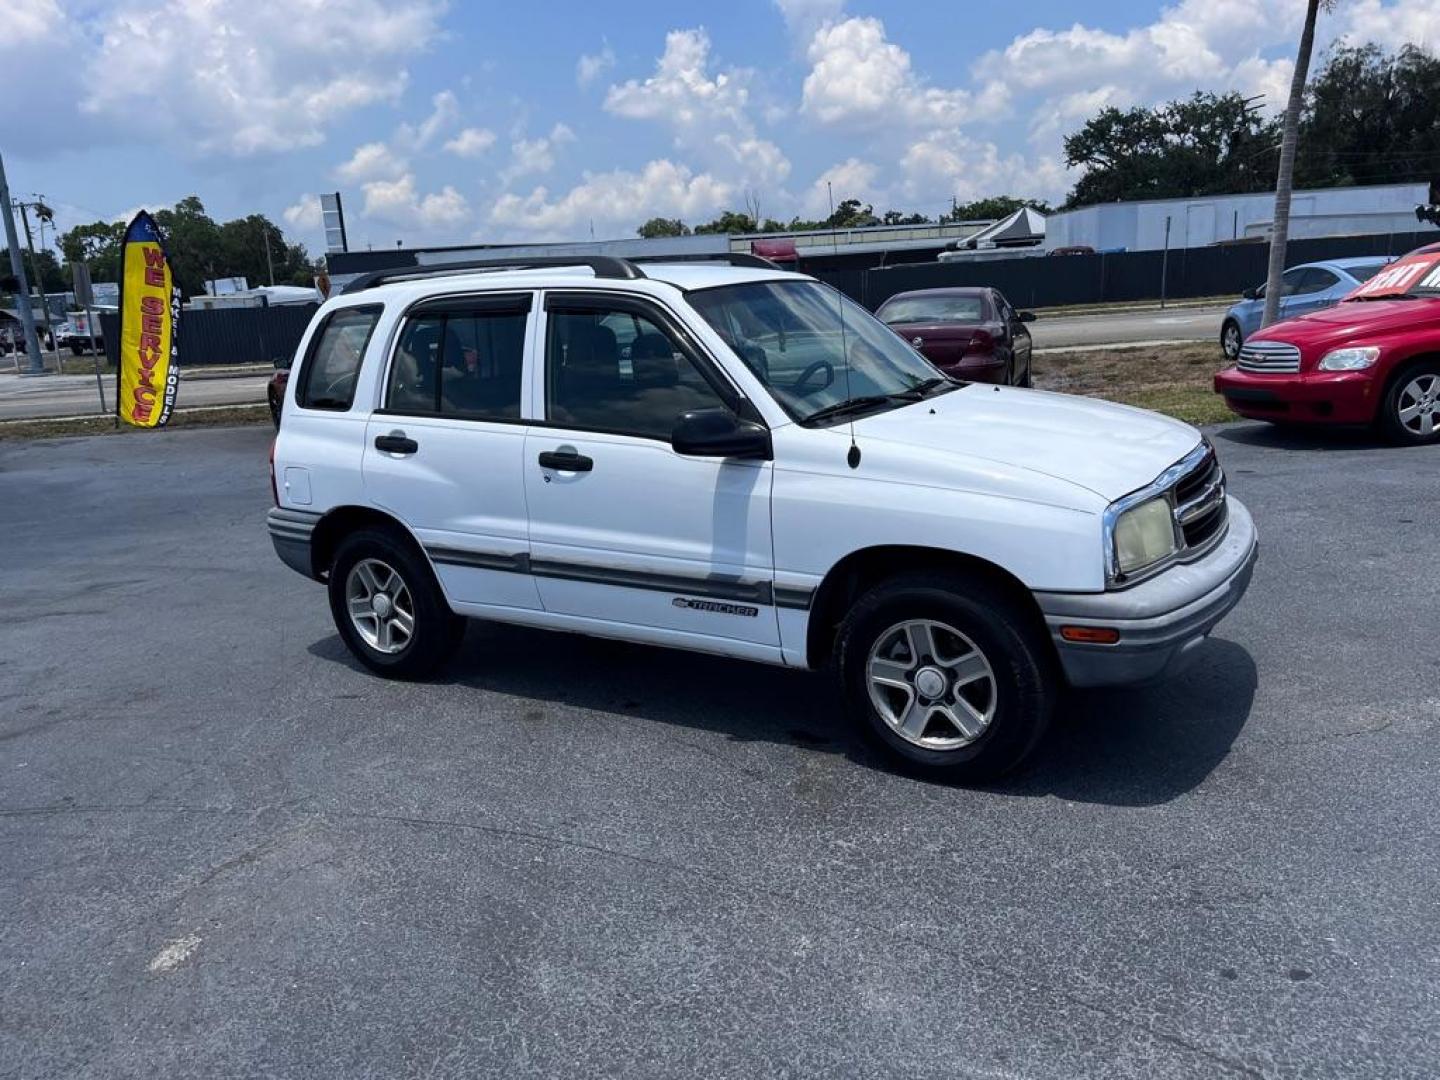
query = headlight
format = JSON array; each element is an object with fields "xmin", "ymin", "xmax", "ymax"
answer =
[
  {"xmin": 1319, "ymin": 346, "xmax": 1380, "ymax": 371},
  {"xmin": 1112, "ymin": 497, "xmax": 1178, "ymax": 576}
]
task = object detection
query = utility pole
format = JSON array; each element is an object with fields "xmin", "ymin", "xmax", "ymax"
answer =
[
  {"xmin": 0, "ymin": 152, "xmax": 46, "ymax": 376},
  {"xmin": 16, "ymin": 199, "xmax": 54, "ymax": 356},
  {"xmin": 1160, "ymin": 215, "xmax": 1172, "ymax": 309},
  {"xmin": 263, "ymin": 223, "xmax": 275, "ymax": 286}
]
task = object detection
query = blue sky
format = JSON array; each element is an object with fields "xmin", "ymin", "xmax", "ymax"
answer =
[{"xmin": 5, "ymin": 0, "xmax": 1436, "ymax": 256}]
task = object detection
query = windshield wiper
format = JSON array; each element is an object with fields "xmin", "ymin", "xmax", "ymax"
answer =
[
  {"xmin": 801, "ymin": 395, "xmax": 892, "ymax": 425},
  {"xmin": 888, "ymin": 376, "xmax": 954, "ymax": 401}
]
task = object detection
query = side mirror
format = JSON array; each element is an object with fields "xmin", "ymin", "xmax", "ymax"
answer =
[
  {"xmin": 1242, "ymin": 287, "xmax": 1258, "ymax": 300},
  {"xmin": 1017, "ymin": 310, "xmax": 1037, "ymax": 323},
  {"xmin": 671, "ymin": 408, "xmax": 772, "ymax": 460}
]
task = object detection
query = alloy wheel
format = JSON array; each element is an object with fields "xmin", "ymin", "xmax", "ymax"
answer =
[
  {"xmin": 1397, "ymin": 373, "xmax": 1440, "ymax": 437},
  {"xmin": 346, "ymin": 558, "xmax": 415, "ymax": 655},
  {"xmin": 1222, "ymin": 323, "xmax": 1241, "ymax": 360},
  {"xmin": 865, "ymin": 618, "xmax": 997, "ymax": 750}
]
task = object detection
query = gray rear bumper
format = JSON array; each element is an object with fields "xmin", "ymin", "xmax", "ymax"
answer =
[
  {"xmin": 267, "ymin": 507, "xmax": 321, "ymax": 580},
  {"xmin": 1036, "ymin": 497, "xmax": 1258, "ymax": 688}
]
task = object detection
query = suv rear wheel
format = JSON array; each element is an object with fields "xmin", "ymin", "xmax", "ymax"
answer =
[
  {"xmin": 328, "ymin": 527, "xmax": 464, "ymax": 678},
  {"xmin": 1378, "ymin": 360, "xmax": 1440, "ymax": 445},
  {"xmin": 835, "ymin": 571, "xmax": 1055, "ymax": 781}
]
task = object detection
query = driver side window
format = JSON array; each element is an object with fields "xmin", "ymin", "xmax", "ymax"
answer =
[
  {"xmin": 297, "ymin": 305, "xmax": 381, "ymax": 411},
  {"xmin": 545, "ymin": 305, "xmax": 726, "ymax": 440}
]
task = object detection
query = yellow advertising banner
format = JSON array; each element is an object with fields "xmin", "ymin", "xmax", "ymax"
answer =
[{"xmin": 116, "ymin": 211, "xmax": 179, "ymax": 427}]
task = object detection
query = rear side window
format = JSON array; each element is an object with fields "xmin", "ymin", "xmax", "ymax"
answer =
[
  {"xmin": 385, "ymin": 300, "xmax": 528, "ymax": 421},
  {"xmin": 297, "ymin": 306, "xmax": 381, "ymax": 411}
]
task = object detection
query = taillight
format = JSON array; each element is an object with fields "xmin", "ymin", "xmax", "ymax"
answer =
[
  {"xmin": 269, "ymin": 437, "xmax": 279, "ymax": 506},
  {"xmin": 965, "ymin": 328, "xmax": 994, "ymax": 354}
]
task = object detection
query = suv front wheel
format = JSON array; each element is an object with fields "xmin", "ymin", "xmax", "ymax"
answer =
[
  {"xmin": 328, "ymin": 527, "xmax": 465, "ymax": 678},
  {"xmin": 836, "ymin": 571, "xmax": 1055, "ymax": 781}
]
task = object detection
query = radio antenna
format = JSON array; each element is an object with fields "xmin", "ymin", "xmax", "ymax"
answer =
[{"xmin": 828, "ymin": 180, "xmax": 860, "ymax": 469}]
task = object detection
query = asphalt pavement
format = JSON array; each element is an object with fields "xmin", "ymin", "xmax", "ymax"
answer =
[
  {"xmin": 0, "ymin": 370, "xmax": 273, "ymax": 420},
  {"xmin": 1030, "ymin": 304, "xmax": 1229, "ymax": 350},
  {"xmin": 3, "ymin": 422, "xmax": 1438, "ymax": 1078}
]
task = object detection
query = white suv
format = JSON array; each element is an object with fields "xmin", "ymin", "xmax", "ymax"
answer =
[{"xmin": 268, "ymin": 255, "xmax": 1257, "ymax": 780}]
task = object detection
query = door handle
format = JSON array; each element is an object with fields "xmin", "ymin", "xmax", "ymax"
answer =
[
  {"xmin": 538, "ymin": 449, "xmax": 593, "ymax": 472},
  {"xmin": 375, "ymin": 432, "xmax": 418, "ymax": 455}
]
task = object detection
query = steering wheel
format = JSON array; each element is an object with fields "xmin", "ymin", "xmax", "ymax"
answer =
[{"xmin": 791, "ymin": 359, "xmax": 835, "ymax": 396}]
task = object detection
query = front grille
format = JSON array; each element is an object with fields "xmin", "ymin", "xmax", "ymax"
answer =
[
  {"xmin": 1171, "ymin": 448, "xmax": 1227, "ymax": 553},
  {"xmin": 1238, "ymin": 340, "xmax": 1301, "ymax": 373}
]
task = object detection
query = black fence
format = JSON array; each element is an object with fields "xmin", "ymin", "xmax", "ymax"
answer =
[
  {"xmin": 100, "ymin": 302, "xmax": 318, "ymax": 368},
  {"xmin": 805, "ymin": 229, "xmax": 1440, "ymax": 311}
]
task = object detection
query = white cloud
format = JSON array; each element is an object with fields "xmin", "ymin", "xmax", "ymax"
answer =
[
  {"xmin": 1341, "ymin": 0, "xmax": 1440, "ymax": 52},
  {"xmin": 501, "ymin": 123, "xmax": 576, "ymax": 183},
  {"xmin": 603, "ymin": 27, "xmax": 789, "ymax": 190},
  {"xmin": 443, "ymin": 127, "xmax": 497, "ymax": 157},
  {"xmin": 800, "ymin": 157, "xmax": 879, "ymax": 216},
  {"xmin": 899, "ymin": 131, "xmax": 1067, "ymax": 208},
  {"xmin": 801, "ymin": 17, "xmax": 970, "ymax": 130},
  {"xmin": 335, "ymin": 141, "xmax": 408, "ymax": 183},
  {"xmin": 81, "ymin": 0, "xmax": 446, "ymax": 156},
  {"xmin": 283, "ymin": 194, "xmax": 323, "ymax": 230},
  {"xmin": 576, "ymin": 43, "xmax": 616, "ymax": 87},
  {"xmin": 396, "ymin": 90, "xmax": 460, "ymax": 151},
  {"xmin": 774, "ymin": 0, "xmax": 844, "ymax": 48},
  {"xmin": 489, "ymin": 159, "xmax": 731, "ymax": 241},
  {"xmin": 361, "ymin": 173, "xmax": 472, "ymax": 236}
]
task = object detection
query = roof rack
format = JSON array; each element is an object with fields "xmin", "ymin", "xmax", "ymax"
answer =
[
  {"xmin": 627, "ymin": 252, "xmax": 782, "ymax": 271},
  {"xmin": 340, "ymin": 255, "xmax": 646, "ymax": 295}
]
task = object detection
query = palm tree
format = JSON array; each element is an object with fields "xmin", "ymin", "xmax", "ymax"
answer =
[{"xmin": 1261, "ymin": 0, "xmax": 1325, "ymax": 328}]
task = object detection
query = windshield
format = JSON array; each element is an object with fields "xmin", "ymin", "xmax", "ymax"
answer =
[
  {"xmin": 877, "ymin": 295, "xmax": 986, "ymax": 324},
  {"xmin": 1347, "ymin": 254, "xmax": 1440, "ymax": 300},
  {"xmin": 1347, "ymin": 261, "xmax": 1391, "ymax": 283},
  {"xmin": 689, "ymin": 280, "xmax": 953, "ymax": 424}
]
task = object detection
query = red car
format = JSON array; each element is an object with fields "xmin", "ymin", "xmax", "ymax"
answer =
[
  {"xmin": 1214, "ymin": 242, "xmax": 1440, "ymax": 444},
  {"xmin": 268, "ymin": 366, "xmax": 289, "ymax": 427},
  {"xmin": 875, "ymin": 287, "xmax": 1035, "ymax": 385}
]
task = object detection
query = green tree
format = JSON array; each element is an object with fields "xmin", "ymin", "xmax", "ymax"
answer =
[
  {"xmin": 1294, "ymin": 43, "xmax": 1440, "ymax": 188},
  {"xmin": 637, "ymin": 217, "xmax": 691, "ymax": 238},
  {"xmin": 58, "ymin": 220, "xmax": 125, "ymax": 283},
  {"xmin": 881, "ymin": 210, "xmax": 932, "ymax": 226},
  {"xmin": 941, "ymin": 196, "xmax": 1051, "ymax": 222},
  {"xmin": 1062, "ymin": 92, "xmax": 1280, "ymax": 208},
  {"xmin": 693, "ymin": 210, "xmax": 760, "ymax": 235},
  {"xmin": 823, "ymin": 198, "xmax": 880, "ymax": 228}
]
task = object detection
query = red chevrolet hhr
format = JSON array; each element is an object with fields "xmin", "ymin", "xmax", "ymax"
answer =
[{"xmin": 1214, "ymin": 242, "xmax": 1440, "ymax": 444}]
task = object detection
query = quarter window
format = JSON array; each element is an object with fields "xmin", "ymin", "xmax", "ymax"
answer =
[
  {"xmin": 297, "ymin": 306, "xmax": 381, "ymax": 411},
  {"xmin": 545, "ymin": 306, "xmax": 726, "ymax": 440},
  {"xmin": 386, "ymin": 306, "xmax": 526, "ymax": 420}
]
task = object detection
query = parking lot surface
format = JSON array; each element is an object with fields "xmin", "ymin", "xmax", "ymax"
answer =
[{"xmin": 2, "ymin": 423, "xmax": 1437, "ymax": 1078}]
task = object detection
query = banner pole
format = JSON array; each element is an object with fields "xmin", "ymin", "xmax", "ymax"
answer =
[{"xmin": 86, "ymin": 304, "xmax": 105, "ymax": 413}]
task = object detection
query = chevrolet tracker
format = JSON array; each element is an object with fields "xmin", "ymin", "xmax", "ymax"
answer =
[{"xmin": 268, "ymin": 255, "xmax": 1258, "ymax": 780}]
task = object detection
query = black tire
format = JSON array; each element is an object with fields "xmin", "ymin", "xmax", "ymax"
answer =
[
  {"xmin": 835, "ymin": 571, "xmax": 1055, "ymax": 782},
  {"xmin": 1018, "ymin": 360, "xmax": 1034, "ymax": 388},
  {"xmin": 1376, "ymin": 360, "xmax": 1440, "ymax": 445},
  {"xmin": 268, "ymin": 391, "xmax": 282, "ymax": 428},
  {"xmin": 70, "ymin": 344, "xmax": 84, "ymax": 356},
  {"xmin": 1221, "ymin": 320, "xmax": 1243, "ymax": 361},
  {"xmin": 327, "ymin": 526, "xmax": 465, "ymax": 679}
]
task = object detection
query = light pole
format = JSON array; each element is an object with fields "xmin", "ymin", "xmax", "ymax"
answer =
[
  {"xmin": 0, "ymin": 152, "xmax": 46, "ymax": 376},
  {"xmin": 16, "ymin": 198, "xmax": 54, "ymax": 354}
]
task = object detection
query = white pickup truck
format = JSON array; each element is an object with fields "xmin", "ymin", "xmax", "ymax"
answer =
[{"xmin": 268, "ymin": 256, "xmax": 1256, "ymax": 780}]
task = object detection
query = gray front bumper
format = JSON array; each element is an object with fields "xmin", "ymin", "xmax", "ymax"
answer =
[{"xmin": 1036, "ymin": 497, "xmax": 1258, "ymax": 688}]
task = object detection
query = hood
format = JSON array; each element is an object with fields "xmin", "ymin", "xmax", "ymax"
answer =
[
  {"xmin": 1252, "ymin": 296, "xmax": 1440, "ymax": 347},
  {"xmin": 849, "ymin": 385, "xmax": 1199, "ymax": 502}
]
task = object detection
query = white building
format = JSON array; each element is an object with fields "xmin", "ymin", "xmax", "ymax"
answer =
[{"xmin": 1044, "ymin": 182, "xmax": 1431, "ymax": 253}]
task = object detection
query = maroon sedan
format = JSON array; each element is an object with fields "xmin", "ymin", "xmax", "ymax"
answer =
[{"xmin": 875, "ymin": 287, "xmax": 1035, "ymax": 386}]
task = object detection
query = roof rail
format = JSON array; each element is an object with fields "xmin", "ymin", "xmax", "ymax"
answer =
[
  {"xmin": 340, "ymin": 254, "xmax": 646, "ymax": 295},
  {"xmin": 627, "ymin": 252, "xmax": 783, "ymax": 271}
]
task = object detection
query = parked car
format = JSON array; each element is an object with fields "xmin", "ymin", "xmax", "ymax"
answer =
[
  {"xmin": 1214, "ymin": 242, "xmax": 1440, "ymax": 443},
  {"xmin": 268, "ymin": 255, "xmax": 1256, "ymax": 781},
  {"xmin": 268, "ymin": 363, "xmax": 290, "ymax": 427},
  {"xmin": 874, "ymin": 287, "xmax": 1035, "ymax": 386},
  {"xmin": 1220, "ymin": 256, "xmax": 1395, "ymax": 360}
]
